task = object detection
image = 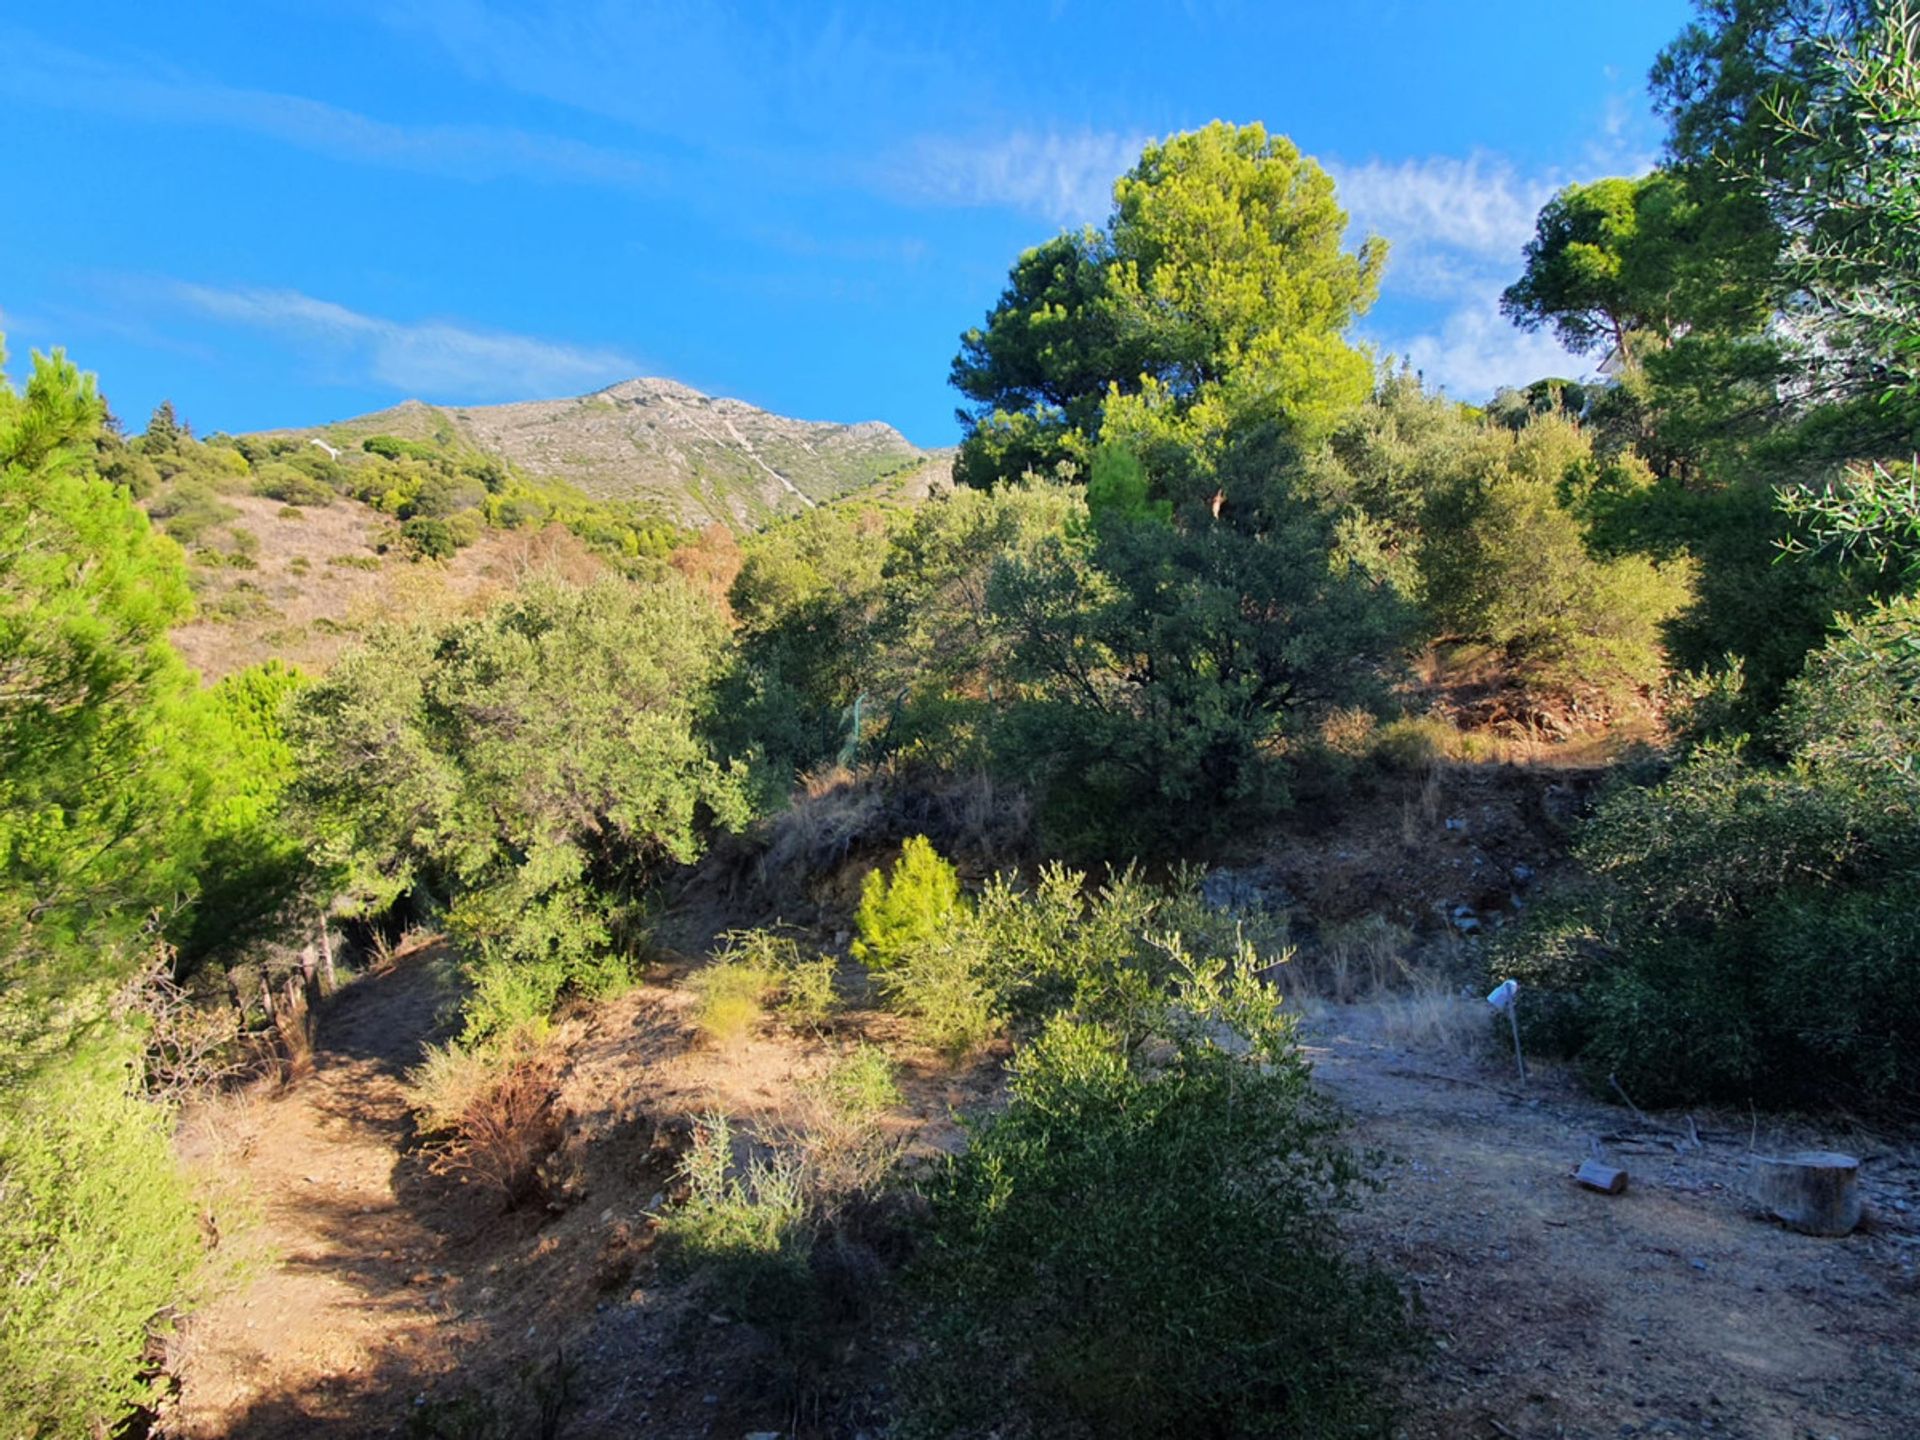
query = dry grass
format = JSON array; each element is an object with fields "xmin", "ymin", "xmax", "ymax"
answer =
[
  {"xmin": 1370, "ymin": 983, "xmax": 1489, "ymax": 1056},
  {"xmin": 749, "ymin": 760, "xmax": 1031, "ymax": 896},
  {"xmin": 688, "ymin": 958, "xmax": 778, "ymax": 1047},
  {"xmin": 1399, "ymin": 765, "xmax": 1444, "ymax": 846},
  {"xmin": 164, "ymin": 493, "xmax": 609, "ymax": 680},
  {"xmin": 789, "ymin": 1045, "xmax": 903, "ymax": 1211},
  {"xmin": 269, "ymin": 978, "xmax": 316, "ymax": 1083},
  {"xmin": 1317, "ymin": 915, "xmax": 1417, "ymax": 1003},
  {"xmin": 1276, "ymin": 910, "xmax": 1486, "ymax": 1058},
  {"xmin": 407, "ymin": 1030, "xmax": 564, "ymax": 1208}
]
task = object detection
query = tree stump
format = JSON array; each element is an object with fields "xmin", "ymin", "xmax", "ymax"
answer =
[
  {"xmin": 1752, "ymin": 1151, "xmax": 1862, "ymax": 1236},
  {"xmin": 1574, "ymin": 1160, "xmax": 1628, "ymax": 1194}
]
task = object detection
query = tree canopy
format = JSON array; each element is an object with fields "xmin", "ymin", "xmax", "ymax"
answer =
[{"xmin": 952, "ymin": 121, "xmax": 1382, "ymax": 488}]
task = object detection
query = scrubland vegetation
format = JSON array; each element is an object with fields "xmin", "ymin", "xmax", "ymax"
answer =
[{"xmin": 4, "ymin": 3, "xmax": 1920, "ymax": 1435}]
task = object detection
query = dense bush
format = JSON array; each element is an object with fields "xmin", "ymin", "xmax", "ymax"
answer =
[
  {"xmin": 1418, "ymin": 415, "xmax": 1693, "ymax": 696},
  {"xmin": 850, "ymin": 839, "xmax": 1283, "ymax": 1059},
  {"xmin": 688, "ymin": 928, "xmax": 839, "ymax": 1045},
  {"xmin": 0, "ymin": 1039, "xmax": 203, "ymax": 1438},
  {"xmin": 250, "ymin": 461, "xmax": 334, "ymax": 506},
  {"xmin": 289, "ymin": 576, "xmax": 751, "ymax": 1039},
  {"xmin": 905, "ymin": 952, "xmax": 1412, "ymax": 1438},
  {"xmin": 1501, "ymin": 596, "xmax": 1920, "ymax": 1105}
]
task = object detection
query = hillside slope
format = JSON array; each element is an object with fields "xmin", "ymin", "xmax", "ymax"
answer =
[{"xmin": 274, "ymin": 379, "xmax": 948, "ymax": 528}]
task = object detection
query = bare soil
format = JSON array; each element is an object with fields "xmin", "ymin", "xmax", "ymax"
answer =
[
  {"xmin": 1310, "ymin": 1002, "xmax": 1920, "ymax": 1440},
  {"xmin": 164, "ymin": 946, "xmax": 1920, "ymax": 1440}
]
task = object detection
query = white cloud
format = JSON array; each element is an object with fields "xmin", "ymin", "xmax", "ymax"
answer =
[
  {"xmin": 882, "ymin": 128, "xmax": 1148, "ymax": 226},
  {"xmin": 0, "ymin": 28, "xmax": 653, "ymax": 189},
  {"xmin": 1331, "ymin": 152, "xmax": 1552, "ymax": 274},
  {"xmin": 1330, "ymin": 142, "xmax": 1661, "ymax": 398},
  {"xmin": 166, "ymin": 283, "xmax": 638, "ymax": 400},
  {"xmin": 1379, "ymin": 300, "xmax": 1589, "ymax": 401}
]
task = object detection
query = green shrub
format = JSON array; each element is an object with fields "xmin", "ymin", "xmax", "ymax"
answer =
[
  {"xmin": 777, "ymin": 955, "xmax": 838, "ymax": 1026},
  {"xmin": 0, "ymin": 1041, "xmax": 203, "ymax": 1438},
  {"xmin": 1369, "ymin": 714, "xmax": 1451, "ymax": 774},
  {"xmin": 1419, "ymin": 414, "xmax": 1693, "ymax": 697},
  {"xmin": 362, "ymin": 434, "xmax": 440, "ymax": 462},
  {"xmin": 851, "ymin": 836, "xmax": 962, "ymax": 972},
  {"xmin": 658, "ymin": 1113, "xmax": 809, "ymax": 1314},
  {"xmin": 854, "ymin": 847, "xmax": 1284, "ymax": 1061},
  {"xmin": 973, "ymin": 861, "xmax": 1277, "ymax": 1037},
  {"xmin": 447, "ymin": 859, "xmax": 625, "ymax": 1045},
  {"xmin": 812, "ymin": 1044, "xmax": 900, "ymax": 1122},
  {"xmin": 691, "ymin": 930, "xmax": 840, "ymax": 1042},
  {"xmin": 400, "ymin": 514, "xmax": 459, "ymax": 559},
  {"xmin": 1501, "ymin": 598, "xmax": 1920, "ymax": 1105},
  {"xmin": 289, "ymin": 577, "xmax": 749, "ymax": 1042},
  {"xmin": 149, "ymin": 478, "xmax": 237, "ymax": 544},
  {"xmin": 689, "ymin": 956, "xmax": 775, "ymax": 1046},
  {"xmin": 874, "ymin": 925, "xmax": 1000, "ymax": 1060},
  {"xmin": 904, "ymin": 955, "xmax": 1413, "ymax": 1439},
  {"xmin": 251, "ymin": 461, "xmax": 334, "ymax": 506}
]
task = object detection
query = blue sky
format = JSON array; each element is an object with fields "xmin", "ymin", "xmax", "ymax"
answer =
[{"xmin": 0, "ymin": 2, "xmax": 1693, "ymax": 447}]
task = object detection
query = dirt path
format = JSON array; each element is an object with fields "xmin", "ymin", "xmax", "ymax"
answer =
[
  {"xmin": 1306, "ymin": 1003, "xmax": 1920, "ymax": 1440},
  {"xmin": 166, "ymin": 948, "xmax": 474, "ymax": 1438},
  {"xmin": 164, "ymin": 947, "xmax": 1919, "ymax": 1439}
]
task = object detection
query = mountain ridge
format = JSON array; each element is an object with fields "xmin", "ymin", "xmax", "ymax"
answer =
[{"xmin": 262, "ymin": 378, "xmax": 950, "ymax": 529}]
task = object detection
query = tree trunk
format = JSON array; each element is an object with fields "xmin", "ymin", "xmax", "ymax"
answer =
[{"xmin": 1752, "ymin": 1152, "xmax": 1862, "ymax": 1236}]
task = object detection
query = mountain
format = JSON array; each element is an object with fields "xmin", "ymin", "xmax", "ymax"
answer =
[{"xmin": 275, "ymin": 378, "xmax": 949, "ymax": 528}]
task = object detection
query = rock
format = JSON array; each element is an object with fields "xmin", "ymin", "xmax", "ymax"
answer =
[
  {"xmin": 1200, "ymin": 866, "xmax": 1291, "ymax": 915},
  {"xmin": 1751, "ymin": 1151, "xmax": 1863, "ymax": 1236},
  {"xmin": 1511, "ymin": 862, "xmax": 1536, "ymax": 884}
]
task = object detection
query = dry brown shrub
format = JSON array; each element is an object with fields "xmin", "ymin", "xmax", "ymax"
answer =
[
  {"xmin": 115, "ymin": 950, "xmax": 257, "ymax": 1099},
  {"xmin": 750, "ymin": 760, "xmax": 1031, "ymax": 896},
  {"xmin": 267, "ymin": 976, "xmax": 316, "ymax": 1083},
  {"xmin": 411, "ymin": 1039, "xmax": 564, "ymax": 1208}
]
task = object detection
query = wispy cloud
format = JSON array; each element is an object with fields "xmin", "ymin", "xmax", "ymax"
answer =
[
  {"xmin": 1333, "ymin": 129, "xmax": 1658, "ymax": 399},
  {"xmin": 383, "ymin": 1, "xmax": 964, "ymax": 144},
  {"xmin": 163, "ymin": 283, "xmax": 638, "ymax": 400},
  {"xmin": 880, "ymin": 128, "xmax": 1148, "ymax": 226},
  {"xmin": 0, "ymin": 28, "xmax": 653, "ymax": 189},
  {"xmin": 1331, "ymin": 152, "xmax": 1553, "ymax": 297}
]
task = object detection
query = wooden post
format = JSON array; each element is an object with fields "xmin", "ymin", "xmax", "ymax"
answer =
[
  {"xmin": 318, "ymin": 917, "xmax": 336, "ymax": 993},
  {"xmin": 1507, "ymin": 993, "xmax": 1527, "ymax": 1084}
]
